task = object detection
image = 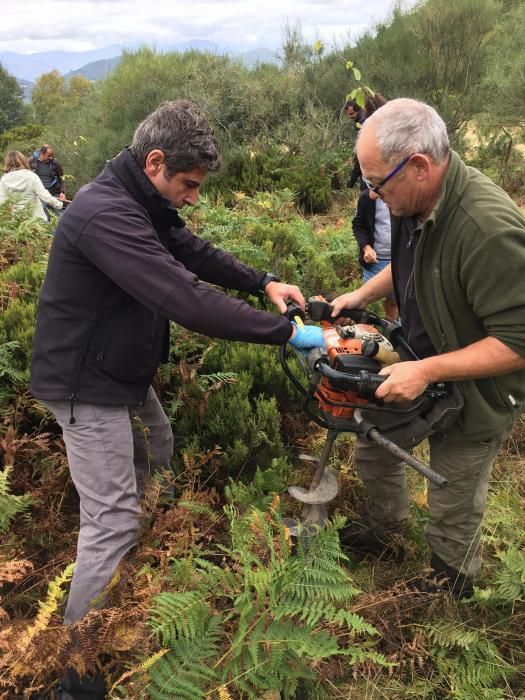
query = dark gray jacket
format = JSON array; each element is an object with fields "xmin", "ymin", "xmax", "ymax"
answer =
[
  {"xmin": 30, "ymin": 150, "xmax": 291, "ymax": 409},
  {"xmin": 29, "ymin": 155, "xmax": 65, "ymax": 195}
]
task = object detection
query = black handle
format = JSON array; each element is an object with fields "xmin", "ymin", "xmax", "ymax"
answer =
[
  {"xmin": 285, "ymin": 303, "xmax": 306, "ymax": 323},
  {"xmin": 307, "ymin": 298, "xmax": 388, "ymax": 328},
  {"xmin": 307, "ymin": 299, "xmax": 337, "ymax": 322},
  {"xmin": 317, "ymin": 364, "xmax": 385, "ymax": 400},
  {"xmin": 317, "ymin": 363, "xmax": 448, "ymax": 402},
  {"xmin": 307, "ymin": 298, "xmax": 367, "ymax": 324}
]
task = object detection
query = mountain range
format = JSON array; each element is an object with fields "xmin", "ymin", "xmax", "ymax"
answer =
[{"xmin": 1, "ymin": 41, "xmax": 279, "ymax": 96}]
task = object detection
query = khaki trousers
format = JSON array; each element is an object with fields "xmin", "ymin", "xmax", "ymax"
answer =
[
  {"xmin": 354, "ymin": 433, "xmax": 503, "ymax": 577},
  {"xmin": 43, "ymin": 387, "xmax": 174, "ymax": 623}
]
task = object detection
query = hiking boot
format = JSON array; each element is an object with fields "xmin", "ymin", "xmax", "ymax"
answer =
[
  {"xmin": 339, "ymin": 518, "xmax": 404, "ymax": 560},
  {"xmin": 410, "ymin": 552, "xmax": 474, "ymax": 599},
  {"xmin": 57, "ymin": 668, "xmax": 106, "ymax": 699}
]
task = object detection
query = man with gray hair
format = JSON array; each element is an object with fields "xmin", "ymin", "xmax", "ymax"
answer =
[
  {"xmin": 332, "ymin": 98, "xmax": 525, "ymax": 597},
  {"xmin": 30, "ymin": 100, "xmax": 323, "ymax": 698}
]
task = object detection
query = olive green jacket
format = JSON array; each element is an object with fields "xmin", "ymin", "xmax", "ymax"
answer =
[{"xmin": 392, "ymin": 150, "xmax": 525, "ymax": 441}]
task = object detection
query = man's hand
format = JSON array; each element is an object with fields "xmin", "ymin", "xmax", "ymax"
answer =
[
  {"xmin": 362, "ymin": 245, "xmax": 378, "ymax": 264},
  {"xmin": 58, "ymin": 193, "xmax": 66, "ymax": 201},
  {"xmin": 265, "ymin": 281, "xmax": 305, "ymax": 314},
  {"xmin": 331, "ymin": 290, "xmax": 366, "ymax": 318},
  {"xmin": 375, "ymin": 361, "xmax": 432, "ymax": 403}
]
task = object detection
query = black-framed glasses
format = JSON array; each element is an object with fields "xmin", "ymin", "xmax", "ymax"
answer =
[{"xmin": 362, "ymin": 153, "xmax": 414, "ymax": 194}]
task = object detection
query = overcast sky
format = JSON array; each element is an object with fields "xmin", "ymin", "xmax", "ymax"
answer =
[{"xmin": 0, "ymin": 0, "xmax": 415, "ymax": 54}]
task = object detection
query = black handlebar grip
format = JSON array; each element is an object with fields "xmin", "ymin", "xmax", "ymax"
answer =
[
  {"xmin": 285, "ymin": 303, "xmax": 306, "ymax": 322},
  {"xmin": 306, "ymin": 299, "xmax": 335, "ymax": 322}
]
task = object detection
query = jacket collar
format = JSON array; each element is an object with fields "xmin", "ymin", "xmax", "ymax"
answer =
[
  {"xmin": 107, "ymin": 148, "xmax": 185, "ymax": 228},
  {"xmin": 423, "ymin": 150, "xmax": 467, "ymax": 231}
]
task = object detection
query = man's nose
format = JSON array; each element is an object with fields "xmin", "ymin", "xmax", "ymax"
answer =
[
  {"xmin": 369, "ymin": 189, "xmax": 381, "ymax": 200},
  {"xmin": 184, "ymin": 191, "xmax": 199, "ymax": 206}
]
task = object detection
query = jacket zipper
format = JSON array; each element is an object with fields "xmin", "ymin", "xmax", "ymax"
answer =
[
  {"xmin": 96, "ymin": 321, "xmax": 116, "ymax": 362},
  {"xmin": 68, "ymin": 313, "xmax": 97, "ymax": 424}
]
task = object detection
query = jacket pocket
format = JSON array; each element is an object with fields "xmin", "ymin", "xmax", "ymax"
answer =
[
  {"xmin": 89, "ymin": 308, "xmax": 160, "ymax": 384},
  {"xmin": 476, "ymin": 376, "xmax": 516, "ymax": 412}
]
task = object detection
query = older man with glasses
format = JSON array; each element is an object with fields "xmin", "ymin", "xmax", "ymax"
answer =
[{"xmin": 332, "ymin": 98, "xmax": 525, "ymax": 597}]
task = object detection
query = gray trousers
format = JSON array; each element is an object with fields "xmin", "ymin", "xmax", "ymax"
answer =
[
  {"xmin": 355, "ymin": 432, "xmax": 503, "ymax": 577},
  {"xmin": 43, "ymin": 387, "xmax": 173, "ymax": 624}
]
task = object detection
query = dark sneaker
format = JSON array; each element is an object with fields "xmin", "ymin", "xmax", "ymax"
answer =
[
  {"xmin": 409, "ymin": 553, "xmax": 474, "ymax": 599},
  {"xmin": 339, "ymin": 518, "xmax": 404, "ymax": 560}
]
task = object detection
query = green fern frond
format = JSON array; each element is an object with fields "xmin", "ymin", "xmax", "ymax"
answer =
[
  {"xmin": 149, "ymin": 591, "xmax": 212, "ymax": 645},
  {"xmin": 330, "ymin": 608, "xmax": 378, "ymax": 636},
  {"xmin": 0, "ymin": 341, "xmax": 24, "ymax": 382},
  {"xmin": 178, "ymin": 499, "xmax": 217, "ymax": 519},
  {"xmin": 0, "ymin": 464, "xmax": 32, "ymax": 533},
  {"xmin": 148, "ymin": 663, "xmax": 204, "ymax": 700},
  {"xmin": 192, "ymin": 558, "xmax": 239, "ymax": 598},
  {"xmin": 197, "ymin": 371, "xmax": 239, "ymax": 391},
  {"xmin": 427, "ymin": 621, "xmax": 510, "ymax": 693},
  {"xmin": 147, "ymin": 616, "xmax": 222, "ymax": 699},
  {"xmin": 147, "ymin": 502, "xmax": 385, "ymax": 699},
  {"xmin": 478, "ymin": 546, "xmax": 525, "ymax": 604},
  {"xmin": 428, "ymin": 622, "xmax": 479, "ymax": 650}
]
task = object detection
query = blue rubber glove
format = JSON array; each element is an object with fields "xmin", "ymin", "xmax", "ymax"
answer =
[{"xmin": 288, "ymin": 322, "xmax": 326, "ymax": 350}]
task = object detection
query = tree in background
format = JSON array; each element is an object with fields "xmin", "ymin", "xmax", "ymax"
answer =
[
  {"xmin": 344, "ymin": 0, "xmax": 497, "ymax": 134},
  {"xmin": 0, "ymin": 63, "xmax": 30, "ymax": 135},
  {"xmin": 35, "ymin": 0, "xmax": 525, "ymax": 200},
  {"xmin": 66, "ymin": 75, "xmax": 95, "ymax": 109},
  {"xmin": 481, "ymin": 0, "xmax": 525, "ymax": 124},
  {"xmin": 31, "ymin": 70, "xmax": 67, "ymax": 124},
  {"xmin": 31, "ymin": 70, "xmax": 94, "ymax": 125}
]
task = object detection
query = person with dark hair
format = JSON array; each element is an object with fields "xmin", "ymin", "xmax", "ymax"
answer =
[
  {"xmin": 346, "ymin": 93, "xmax": 387, "ymax": 190},
  {"xmin": 332, "ymin": 98, "xmax": 525, "ymax": 599},
  {"xmin": 352, "ymin": 188, "xmax": 398, "ymax": 320},
  {"xmin": 345, "ymin": 100, "xmax": 366, "ymax": 190},
  {"xmin": 0, "ymin": 150, "xmax": 63, "ymax": 220},
  {"xmin": 364, "ymin": 92, "xmax": 387, "ymax": 118},
  {"xmin": 30, "ymin": 99, "xmax": 322, "ymax": 699},
  {"xmin": 29, "ymin": 143, "xmax": 65, "ymax": 199},
  {"xmin": 347, "ymin": 93, "xmax": 396, "ymax": 320},
  {"xmin": 344, "ymin": 99, "xmax": 365, "ymax": 125}
]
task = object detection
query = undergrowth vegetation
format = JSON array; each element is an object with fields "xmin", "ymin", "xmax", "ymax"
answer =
[
  {"xmin": 1, "ymin": 2, "xmax": 525, "ymax": 688},
  {"xmin": 0, "ymin": 191, "xmax": 523, "ymax": 699}
]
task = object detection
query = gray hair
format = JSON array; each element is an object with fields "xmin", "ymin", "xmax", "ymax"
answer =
[
  {"xmin": 360, "ymin": 98, "xmax": 450, "ymax": 164},
  {"xmin": 131, "ymin": 100, "xmax": 220, "ymax": 175}
]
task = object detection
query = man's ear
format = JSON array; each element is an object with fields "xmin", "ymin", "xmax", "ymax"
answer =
[
  {"xmin": 143, "ymin": 149, "xmax": 165, "ymax": 177},
  {"xmin": 410, "ymin": 153, "xmax": 432, "ymax": 181}
]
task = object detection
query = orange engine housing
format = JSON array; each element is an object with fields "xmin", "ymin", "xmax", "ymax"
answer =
[{"xmin": 315, "ymin": 324, "xmax": 378, "ymax": 418}]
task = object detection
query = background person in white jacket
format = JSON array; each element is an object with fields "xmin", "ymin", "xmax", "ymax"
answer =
[{"xmin": 0, "ymin": 150, "xmax": 63, "ymax": 220}]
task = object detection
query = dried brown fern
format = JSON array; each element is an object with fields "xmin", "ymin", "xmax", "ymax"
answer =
[{"xmin": 0, "ymin": 559, "xmax": 33, "ymax": 585}]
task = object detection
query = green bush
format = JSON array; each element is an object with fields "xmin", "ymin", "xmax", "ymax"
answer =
[
  {"xmin": 464, "ymin": 125, "xmax": 525, "ymax": 196},
  {"xmin": 171, "ymin": 369, "xmax": 286, "ymax": 482},
  {"xmin": 206, "ymin": 143, "xmax": 337, "ymax": 213},
  {"xmin": 188, "ymin": 191, "xmax": 357, "ymax": 297},
  {"xmin": 1, "ymin": 260, "xmax": 46, "ymax": 298},
  {"xmin": 0, "ymin": 298, "xmax": 37, "ymax": 380},
  {"xmin": 202, "ymin": 341, "xmax": 296, "ymax": 404},
  {"xmin": 0, "ymin": 124, "xmax": 44, "ymax": 159}
]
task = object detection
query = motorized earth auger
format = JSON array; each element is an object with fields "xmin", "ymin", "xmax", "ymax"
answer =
[{"xmin": 280, "ymin": 297, "xmax": 463, "ymax": 536}]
